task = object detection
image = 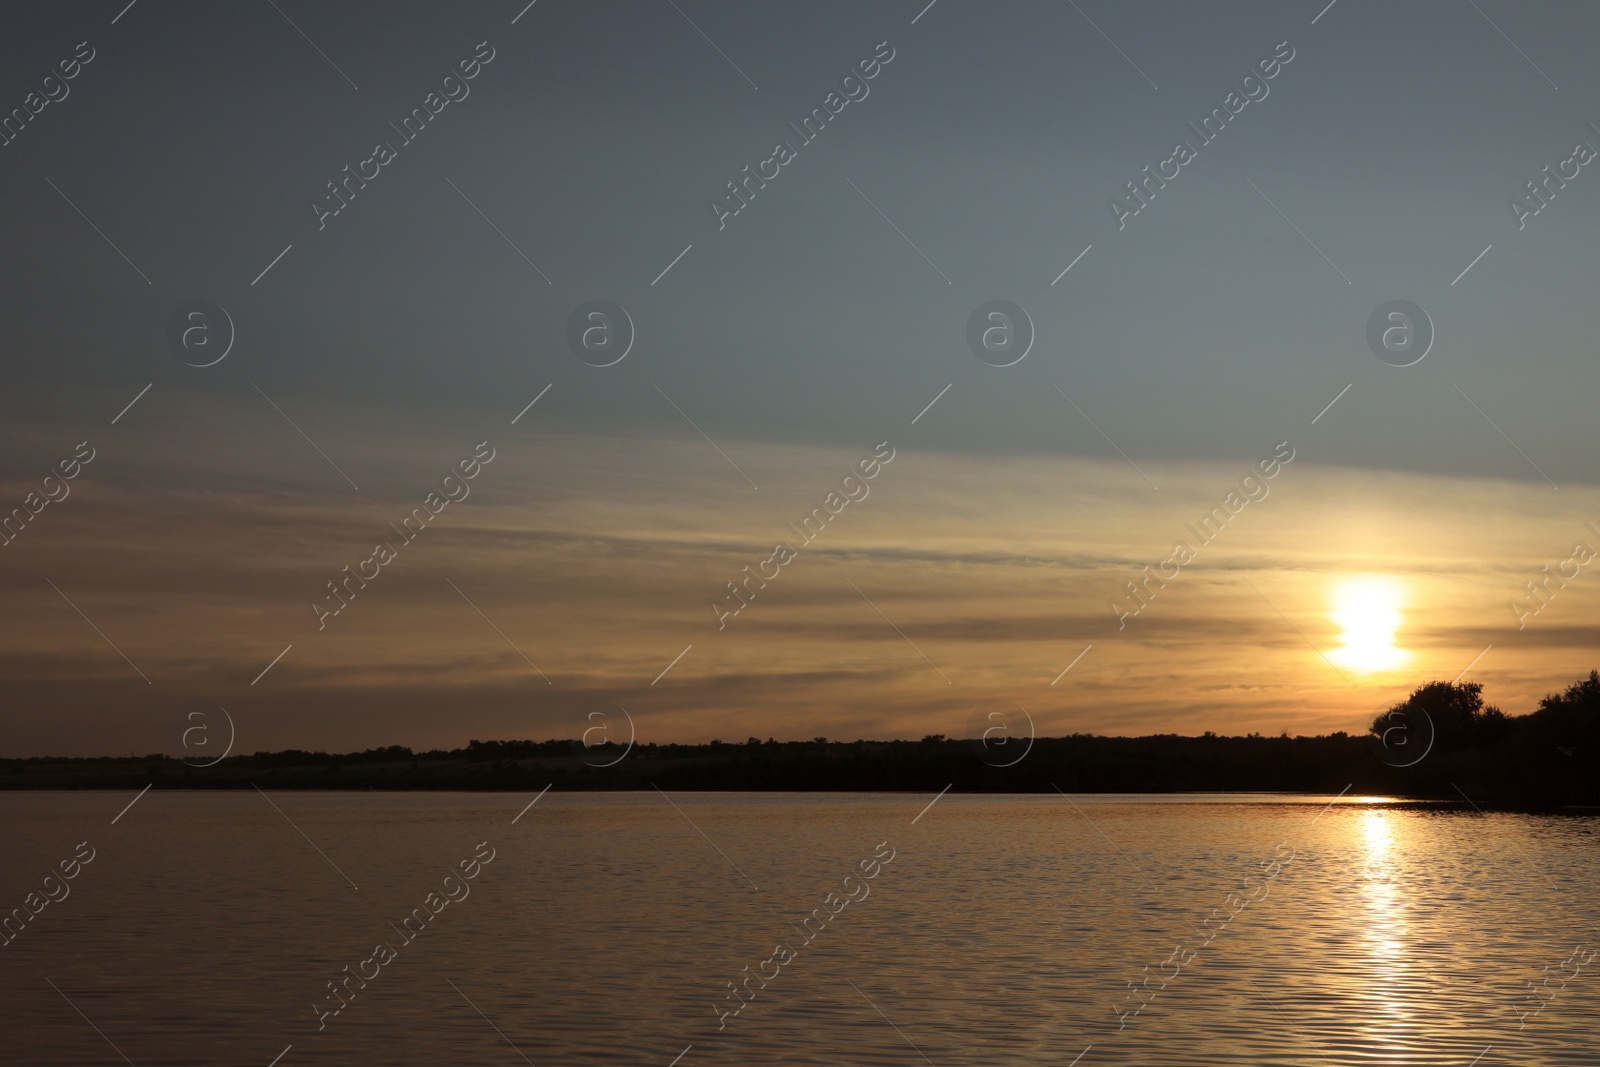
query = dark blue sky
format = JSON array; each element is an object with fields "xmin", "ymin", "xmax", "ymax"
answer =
[{"xmin": 1, "ymin": 0, "xmax": 1594, "ymax": 477}]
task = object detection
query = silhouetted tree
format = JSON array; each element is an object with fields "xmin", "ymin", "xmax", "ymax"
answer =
[
  {"xmin": 1529, "ymin": 669, "xmax": 1600, "ymax": 753},
  {"xmin": 1370, "ymin": 680, "xmax": 1501, "ymax": 752}
]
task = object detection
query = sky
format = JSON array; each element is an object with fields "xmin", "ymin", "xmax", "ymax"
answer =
[{"xmin": 2, "ymin": 0, "xmax": 1599, "ymax": 756}]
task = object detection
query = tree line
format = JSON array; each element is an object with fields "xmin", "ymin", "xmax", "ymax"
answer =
[{"xmin": 4, "ymin": 671, "xmax": 1596, "ymax": 806}]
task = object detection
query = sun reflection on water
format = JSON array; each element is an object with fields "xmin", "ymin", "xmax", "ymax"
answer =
[
  {"xmin": 1362, "ymin": 813, "xmax": 1405, "ymax": 955},
  {"xmin": 1357, "ymin": 806, "xmax": 1414, "ymax": 1064}
]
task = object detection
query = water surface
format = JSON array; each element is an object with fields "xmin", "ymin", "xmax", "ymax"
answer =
[{"xmin": 3, "ymin": 791, "xmax": 1597, "ymax": 1066}]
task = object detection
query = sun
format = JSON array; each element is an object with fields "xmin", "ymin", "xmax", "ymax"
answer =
[{"xmin": 1328, "ymin": 576, "xmax": 1410, "ymax": 673}]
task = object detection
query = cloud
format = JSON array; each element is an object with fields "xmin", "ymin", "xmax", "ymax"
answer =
[{"xmin": 4, "ymin": 397, "xmax": 1598, "ymax": 754}]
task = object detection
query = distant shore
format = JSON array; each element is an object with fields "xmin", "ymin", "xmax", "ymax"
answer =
[{"xmin": 5, "ymin": 731, "xmax": 1595, "ymax": 807}]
